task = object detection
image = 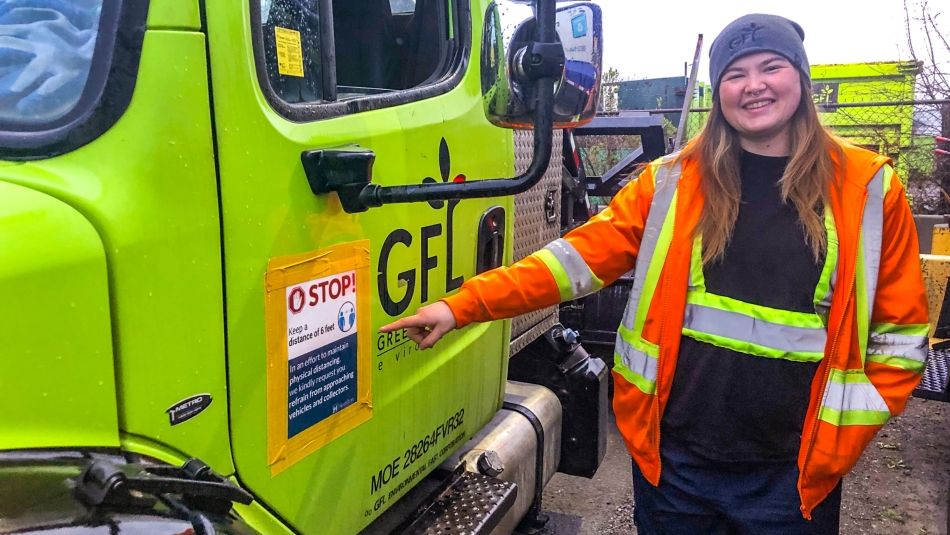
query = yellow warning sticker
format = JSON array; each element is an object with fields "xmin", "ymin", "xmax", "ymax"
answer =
[
  {"xmin": 274, "ymin": 26, "xmax": 305, "ymax": 77},
  {"xmin": 264, "ymin": 241, "xmax": 373, "ymax": 474}
]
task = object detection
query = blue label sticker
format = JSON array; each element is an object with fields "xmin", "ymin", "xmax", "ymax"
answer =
[{"xmin": 571, "ymin": 13, "xmax": 587, "ymax": 38}]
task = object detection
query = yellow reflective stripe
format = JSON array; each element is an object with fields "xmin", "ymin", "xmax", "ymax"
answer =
[
  {"xmin": 534, "ymin": 249, "xmax": 574, "ymax": 301},
  {"xmin": 818, "ymin": 407, "xmax": 891, "ymax": 426},
  {"xmin": 688, "ymin": 234, "xmax": 704, "ymax": 290},
  {"xmin": 613, "ymin": 356, "xmax": 657, "ymax": 395},
  {"xmin": 871, "ymin": 323, "xmax": 930, "ymax": 336},
  {"xmin": 827, "ymin": 368, "xmax": 874, "ymax": 384},
  {"xmin": 618, "ymin": 324, "xmax": 659, "ymax": 356},
  {"xmin": 682, "ymin": 328, "xmax": 825, "ymax": 362},
  {"xmin": 866, "ymin": 354, "xmax": 927, "ymax": 373},
  {"xmin": 615, "ymin": 319, "xmax": 659, "ymax": 394},
  {"xmin": 819, "ymin": 369, "xmax": 890, "ymax": 426},
  {"xmin": 855, "ymin": 234, "xmax": 870, "ymax": 358},
  {"xmin": 814, "ymin": 208, "xmax": 837, "ymax": 322},
  {"xmin": 541, "ymin": 238, "xmax": 604, "ymax": 299},
  {"xmin": 686, "ymin": 291, "xmax": 826, "ymax": 329},
  {"xmin": 883, "ymin": 164, "xmax": 894, "ymax": 196}
]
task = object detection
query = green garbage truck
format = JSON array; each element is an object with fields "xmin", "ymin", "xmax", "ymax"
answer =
[{"xmin": 0, "ymin": 0, "xmax": 610, "ymax": 532}]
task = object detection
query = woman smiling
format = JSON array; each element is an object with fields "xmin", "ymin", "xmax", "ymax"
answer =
[{"xmin": 382, "ymin": 13, "xmax": 929, "ymax": 534}]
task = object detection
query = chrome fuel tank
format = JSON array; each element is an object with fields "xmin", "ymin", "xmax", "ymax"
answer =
[{"xmin": 440, "ymin": 381, "xmax": 562, "ymax": 534}]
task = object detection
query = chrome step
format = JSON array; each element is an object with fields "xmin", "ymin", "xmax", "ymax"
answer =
[{"xmin": 401, "ymin": 469, "xmax": 517, "ymax": 535}]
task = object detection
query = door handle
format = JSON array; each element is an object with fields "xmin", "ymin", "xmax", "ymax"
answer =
[
  {"xmin": 301, "ymin": 146, "xmax": 375, "ymax": 213},
  {"xmin": 476, "ymin": 206, "xmax": 506, "ymax": 274}
]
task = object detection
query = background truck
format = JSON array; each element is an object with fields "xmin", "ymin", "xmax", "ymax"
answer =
[{"xmin": 0, "ymin": 0, "xmax": 616, "ymax": 533}]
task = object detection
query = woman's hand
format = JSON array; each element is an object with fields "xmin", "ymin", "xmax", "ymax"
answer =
[{"xmin": 379, "ymin": 301, "xmax": 457, "ymax": 349}]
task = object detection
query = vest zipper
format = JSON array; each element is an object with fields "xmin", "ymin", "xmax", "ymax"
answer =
[
  {"xmin": 803, "ymin": 281, "xmax": 852, "ymax": 466},
  {"xmin": 798, "ymin": 290, "xmax": 850, "ymax": 516}
]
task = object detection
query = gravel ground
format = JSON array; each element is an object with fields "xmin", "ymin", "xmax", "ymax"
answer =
[{"xmin": 537, "ymin": 398, "xmax": 950, "ymax": 534}]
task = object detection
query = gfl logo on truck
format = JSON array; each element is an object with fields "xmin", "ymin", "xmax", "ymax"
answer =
[{"xmin": 377, "ymin": 139, "xmax": 467, "ymax": 317}]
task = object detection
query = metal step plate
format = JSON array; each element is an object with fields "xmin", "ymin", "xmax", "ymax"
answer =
[
  {"xmin": 914, "ymin": 348, "xmax": 950, "ymax": 402},
  {"xmin": 403, "ymin": 471, "xmax": 517, "ymax": 535}
]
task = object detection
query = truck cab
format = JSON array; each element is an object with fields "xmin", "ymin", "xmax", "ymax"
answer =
[{"xmin": 0, "ymin": 0, "xmax": 606, "ymax": 533}]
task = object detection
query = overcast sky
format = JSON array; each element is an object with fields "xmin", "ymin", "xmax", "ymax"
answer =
[{"xmin": 592, "ymin": 0, "xmax": 943, "ymax": 82}]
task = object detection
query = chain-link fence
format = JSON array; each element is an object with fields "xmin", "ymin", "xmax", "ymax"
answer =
[{"xmin": 591, "ymin": 91, "xmax": 949, "ymax": 213}]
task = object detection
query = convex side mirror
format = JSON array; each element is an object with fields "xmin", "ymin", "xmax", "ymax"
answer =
[{"xmin": 482, "ymin": 1, "xmax": 603, "ymax": 129}]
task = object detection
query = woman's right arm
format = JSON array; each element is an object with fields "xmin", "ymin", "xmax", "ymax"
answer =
[{"xmin": 380, "ymin": 161, "xmax": 661, "ymax": 347}]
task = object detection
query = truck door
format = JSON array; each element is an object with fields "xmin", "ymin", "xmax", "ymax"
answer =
[{"xmin": 205, "ymin": 1, "xmax": 514, "ymax": 532}]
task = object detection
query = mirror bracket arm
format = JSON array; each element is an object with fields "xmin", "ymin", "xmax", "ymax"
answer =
[
  {"xmin": 303, "ymin": 0, "xmax": 560, "ymax": 214},
  {"xmin": 515, "ymin": 41, "xmax": 565, "ymax": 84}
]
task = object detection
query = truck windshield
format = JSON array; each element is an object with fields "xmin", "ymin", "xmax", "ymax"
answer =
[{"xmin": 0, "ymin": 0, "xmax": 103, "ymax": 128}]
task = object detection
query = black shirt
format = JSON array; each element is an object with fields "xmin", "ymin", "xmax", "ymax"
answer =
[{"xmin": 661, "ymin": 150, "xmax": 824, "ymax": 462}]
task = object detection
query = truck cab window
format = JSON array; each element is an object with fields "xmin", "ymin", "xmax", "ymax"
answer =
[
  {"xmin": 256, "ymin": 0, "xmax": 457, "ymax": 106},
  {"xmin": 259, "ymin": 0, "xmax": 326, "ymax": 103},
  {"xmin": 0, "ymin": 0, "xmax": 103, "ymax": 128}
]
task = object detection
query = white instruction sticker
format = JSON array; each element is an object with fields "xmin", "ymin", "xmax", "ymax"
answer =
[{"xmin": 285, "ymin": 271, "xmax": 358, "ymax": 438}]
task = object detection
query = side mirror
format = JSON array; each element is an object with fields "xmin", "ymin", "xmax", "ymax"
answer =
[{"xmin": 482, "ymin": 1, "xmax": 603, "ymax": 129}]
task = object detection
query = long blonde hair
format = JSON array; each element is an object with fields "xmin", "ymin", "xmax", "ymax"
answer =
[{"xmin": 680, "ymin": 80, "xmax": 843, "ymax": 265}]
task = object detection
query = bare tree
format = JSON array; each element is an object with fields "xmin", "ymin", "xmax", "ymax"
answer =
[
  {"xmin": 599, "ymin": 66, "xmax": 621, "ymax": 113},
  {"xmin": 903, "ymin": 0, "xmax": 950, "ymax": 212},
  {"xmin": 904, "ymin": 0, "xmax": 950, "ymax": 100}
]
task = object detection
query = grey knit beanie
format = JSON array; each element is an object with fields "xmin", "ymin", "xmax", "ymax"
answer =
[{"xmin": 709, "ymin": 14, "xmax": 810, "ymax": 93}]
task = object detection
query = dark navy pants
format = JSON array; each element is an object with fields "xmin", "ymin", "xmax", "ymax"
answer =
[{"xmin": 631, "ymin": 440, "xmax": 842, "ymax": 534}]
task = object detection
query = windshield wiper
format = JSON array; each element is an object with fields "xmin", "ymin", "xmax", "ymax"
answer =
[{"xmin": 75, "ymin": 457, "xmax": 252, "ymax": 516}]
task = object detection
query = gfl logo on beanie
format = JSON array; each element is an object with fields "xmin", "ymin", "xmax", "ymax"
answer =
[{"xmin": 708, "ymin": 13, "xmax": 811, "ymax": 92}]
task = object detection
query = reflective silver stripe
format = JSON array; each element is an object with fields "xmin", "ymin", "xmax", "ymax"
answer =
[
  {"xmin": 821, "ymin": 380, "xmax": 889, "ymax": 413},
  {"xmin": 543, "ymin": 238, "xmax": 600, "ymax": 299},
  {"xmin": 683, "ymin": 303, "xmax": 828, "ymax": 354},
  {"xmin": 616, "ymin": 335, "xmax": 658, "ymax": 382},
  {"xmin": 861, "ymin": 167, "xmax": 886, "ymax": 328},
  {"xmin": 867, "ymin": 332, "xmax": 928, "ymax": 363},
  {"xmin": 621, "ymin": 159, "xmax": 682, "ymax": 330}
]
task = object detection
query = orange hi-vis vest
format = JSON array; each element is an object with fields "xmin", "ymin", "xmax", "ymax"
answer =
[{"xmin": 443, "ymin": 142, "xmax": 929, "ymax": 519}]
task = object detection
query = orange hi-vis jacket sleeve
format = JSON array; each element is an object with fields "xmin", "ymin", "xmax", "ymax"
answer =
[
  {"xmin": 442, "ymin": 166, "xmax": 658, "ymax": 328},
  {"xmin": 796, "ymin": 155, "xmax": 929, "ymax": 519},
  {"xmin": 866, "ymin": 172, "xmax": 930, "ymax": 416}
]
